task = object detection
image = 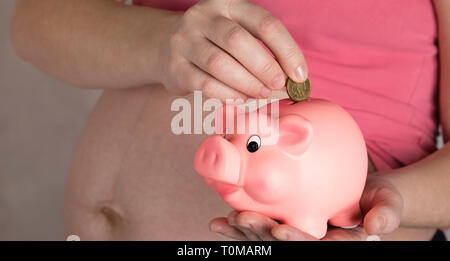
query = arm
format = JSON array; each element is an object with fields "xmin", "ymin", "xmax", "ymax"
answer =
[
  {"xmin": 10, "ymin": 0, "xmax": 309, "ymax": 101},
  {"xmin": 382, "ymin": 0, "xmax": 450, "ymax": 228},
  {"xmin": 10, "ymin": 0, "xmax": 177, "ymax": 89}
]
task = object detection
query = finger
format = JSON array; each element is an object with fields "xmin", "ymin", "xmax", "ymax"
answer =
[
  {"xmin": 322, "ymin": 226, "xmax": 368, "ymax": 241},
  {"xmin": 227, "ymin": 211, "xmax": 261, "ymax": 241},
  {"xmin": 361, "ymin": 187, "xmax": 403, "ymax": 235},
  {"xmin": 209, "ymin": 217, "xmax": 247, "ymax": 241},
  {"xmin": 180, "ymin": 37, "xmax": 272, "ymax": 98},
  {"xmin": 234, "ymin": 211, "xmax": 278, "ymax": 241},
  {"xmin": 202, "ymin": 16, "xmax": 286, "ymax": 90},
  {"xmin": 179, "ymin": 61, "xmax": 248, "ymax": 102},
  {"xmin": 229, "ymin": 1, "xmax": 308, "ymax": 83},
  {"xmin": 271, "ymin": 224, "xmax": 319, "ymax": 241}
]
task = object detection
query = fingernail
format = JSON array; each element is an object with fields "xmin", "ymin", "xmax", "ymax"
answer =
[
  {"xmin": 210, "ymin": 224, "xmax": 222, "ymax": 232},
  {"xmin": 295, "ymin": 65, "xmax": 307, "ymax": 82},
  {"xmin": 259, "ymin": 87, "xmax": 272, "ymax": 98},
  {"xmin": 275, "ymin": 231, "xmax": 288, "ymax": 241},
  {"xmin": 272, "ymin": 75, "xmax": 286, "ymax": 89},
  {"xmin": 238, "ymin": 222, "xmax": 252, "ymax": 229},
  {"xmin": 366, "ymin": 235, "xmax": 381, "ymax": 241},
  {"xmin": 376, "ymin": 215, "xmax": 386, "ymax": 234}
]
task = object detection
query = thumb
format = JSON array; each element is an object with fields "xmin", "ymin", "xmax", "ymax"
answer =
[{"xmin": 363, "ymin": 192, "xmax": 403, "ymax": 235}]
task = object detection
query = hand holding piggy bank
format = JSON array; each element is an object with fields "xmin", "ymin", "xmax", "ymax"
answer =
[{"xmin": 194, "ymin": 98, "xmax": 368, "ymax": 239}]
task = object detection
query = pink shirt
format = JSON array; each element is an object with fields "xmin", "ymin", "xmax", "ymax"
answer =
[{"xmin": 134, "ymin": 0, "xmax": 439, "ymax": 171}]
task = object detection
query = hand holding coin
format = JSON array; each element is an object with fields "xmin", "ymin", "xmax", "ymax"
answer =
[{"xmin": 158, "ymin": 0, "xmax": 309, "ymax": 102}]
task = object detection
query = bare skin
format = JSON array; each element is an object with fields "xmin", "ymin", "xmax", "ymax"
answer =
[
  {"xmin": 11, "ymin": 0, "xmax": 449, "ymax": 240},
  {"xmin": 63, "ymin": 87, "xmax": 233, "ymax": 240}
]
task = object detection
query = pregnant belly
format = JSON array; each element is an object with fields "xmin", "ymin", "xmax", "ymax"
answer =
[
  {"xmin": 64, "ymin": 86, "xmax": 233, "ymax": 240},
  {"xmin": 63, "ymin": 86, "xmax": 435, "ymax": 240}
]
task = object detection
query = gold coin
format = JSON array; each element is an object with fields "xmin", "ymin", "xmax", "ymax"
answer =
[{"xmin": 286, "ymin": 78, "xmax": 311, "ymax": 102}]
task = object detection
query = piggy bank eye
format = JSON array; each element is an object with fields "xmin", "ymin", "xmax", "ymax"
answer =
[{"xmin": 247, "ymin": 135, "xmax": 261, "ymax": 153}]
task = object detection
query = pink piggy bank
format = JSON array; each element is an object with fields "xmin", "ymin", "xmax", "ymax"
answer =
[{"xmin": 194, "ymin": 98, "xmax": 367, "ymax": 239}]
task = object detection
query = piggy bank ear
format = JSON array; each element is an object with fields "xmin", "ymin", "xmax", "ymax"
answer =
[
  {"xmin": 214, "ymin": 104, "xmax": 245, "ymax": 135},
  {"xmin": 276, "ymin": 114, "xmax": 313, "ymax": 157}
]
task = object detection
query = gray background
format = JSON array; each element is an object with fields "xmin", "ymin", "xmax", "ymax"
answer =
[{"xmin": 0, "ymin": 0, "xmax": 448, "ymax": 240}]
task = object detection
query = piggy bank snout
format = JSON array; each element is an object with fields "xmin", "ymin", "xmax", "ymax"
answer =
[{"xmin": 194, "ymin": 136, "xmax": 241, "ymax": 185}]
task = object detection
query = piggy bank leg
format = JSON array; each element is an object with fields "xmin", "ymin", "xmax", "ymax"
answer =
[
  {"xmin": 328, "ymin": 202, "xmax": 362, "ymax": 229},
  {"xmin": 286, "ymin": 218, "xmax": 328, "ymax": 239}
]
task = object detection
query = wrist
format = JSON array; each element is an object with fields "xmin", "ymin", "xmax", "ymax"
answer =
[{"xmin": 133, "ymin": 10, "xmax": 182, "ymax": 86}]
